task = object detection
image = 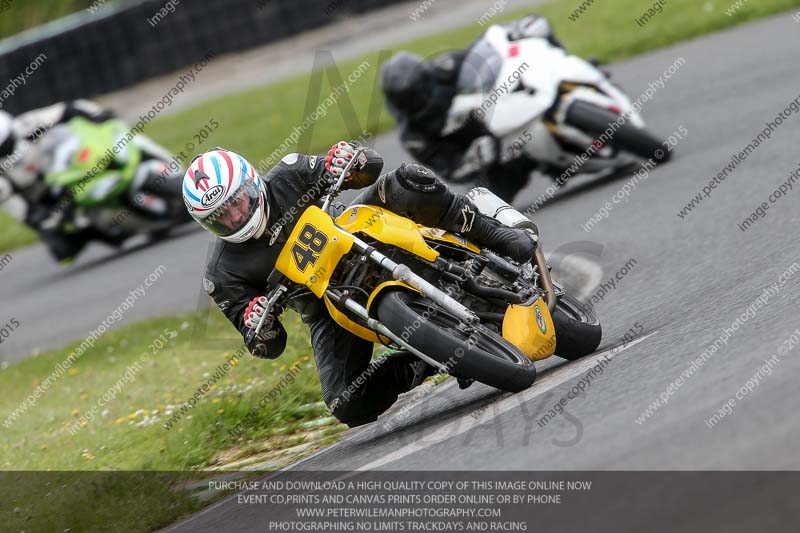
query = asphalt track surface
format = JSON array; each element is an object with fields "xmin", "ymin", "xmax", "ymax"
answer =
[{"xmin": 3, "ymin": 11, "xmax": 800, "ymax": 530}]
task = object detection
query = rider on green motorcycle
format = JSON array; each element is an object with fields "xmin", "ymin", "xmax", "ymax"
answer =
[
  {"xmin": 0, "ymin": 101, "xmax": 112, "ymax": 222},
  {"xmin": 0, "ymin": 101, "xmax": 186, "ymax": 260}
]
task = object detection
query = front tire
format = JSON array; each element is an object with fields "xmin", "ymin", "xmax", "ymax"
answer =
[
  {"xmin": 39, "ymin": 228, "xmax": 89, "ymax": 262},
  {"xmin": 566, "ymin": 100, "xmax": 671, "ymax": 164},
  {"xmin": 552, "ymin": 292, "xmax": 602, "ymax": 361},
  {"xmin": 375, "ymin": 290, "xmax": 536, "ymax": 393}
]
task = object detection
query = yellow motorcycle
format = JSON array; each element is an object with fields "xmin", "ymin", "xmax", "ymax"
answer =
[{"xmin": 248, "ymin": 149, "xmax": 601, "ymax": 392}]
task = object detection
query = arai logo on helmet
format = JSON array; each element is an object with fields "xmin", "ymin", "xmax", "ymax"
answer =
[
  {"xmin": 534, "ymin": 305, "xmax": 547, "ymax": 334},
  {"xmin": 201, "ymin": 185, "xmax": 225, "ymax": 207}
]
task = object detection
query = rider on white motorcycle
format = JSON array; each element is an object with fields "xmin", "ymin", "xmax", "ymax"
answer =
[
  {"xmin": 385, "ymin": 14, "xmax": 668, "ymax": 204},
  {"xmin": 380, "ymin": 14, "xmax": 563, "ymax": 203}
]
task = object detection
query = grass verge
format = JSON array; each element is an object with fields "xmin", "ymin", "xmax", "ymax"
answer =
[
  {"xmin": 0, "ymin": 307, "xmax": 351, "ymax": 530},
  {"xmin": 0, "ymin": 0, "xmax": 100, "ymax": 41},
  {"xmin": 0, "ymin": 211, "xmax": 36, "ymax": 253},
  {"xmin": 0, "ymin": 308, "xmax": 333, "ymax": 471},
  {"xmin": 0, "ymin": 308, "xmax": 362, "ymax": 531}
]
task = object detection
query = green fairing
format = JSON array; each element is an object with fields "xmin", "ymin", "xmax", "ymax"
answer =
[{"xmin": 45, "ymin": 118, "xmax": 142, "ymax": 207}]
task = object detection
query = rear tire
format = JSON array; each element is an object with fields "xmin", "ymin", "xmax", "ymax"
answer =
[
  {"xmin": 148, "ymin": 228, "xmax": 172, "ymax": 242},
  {"xmin": 552, "ymin": 292, "xmax": 602, "ymax": 361},
  {"xmin": 375, "ymin": 290, "xmax": 536, "ymax": 393},
  {"xmin": 566, "ymin": 100, "xmax": 671, "ymax": 164}
]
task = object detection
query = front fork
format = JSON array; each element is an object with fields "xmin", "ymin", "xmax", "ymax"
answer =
[
  {"xmin": 348, "ymin": 236, "xmax": 479, "ymax": 325},
  {"xmin": 534, "ymin": 244, "xmax": 557, "ymax": 313},
  {"xmin": 324, "ymin": 235, "xmax": 483, "ymax": 374}
]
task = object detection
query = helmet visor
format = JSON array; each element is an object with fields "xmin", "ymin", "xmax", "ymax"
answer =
[{"xmin": 198, "ymin": 179, "xmax": 261, "ymax": 238}]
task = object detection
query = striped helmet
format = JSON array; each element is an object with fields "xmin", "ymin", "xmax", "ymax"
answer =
[{"xmin": 182, "ymin": 148, "xmax": 269, "ymax": 243}]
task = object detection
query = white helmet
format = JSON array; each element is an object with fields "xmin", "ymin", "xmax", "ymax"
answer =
[{"xmin": 182, "ymin": 148, "xmax": 269, "ymax": 243}]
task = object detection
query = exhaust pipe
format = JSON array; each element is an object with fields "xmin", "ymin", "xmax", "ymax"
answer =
[{"xmin": 534, "ymin": 244, "xmax": 557, "ymax": 312}]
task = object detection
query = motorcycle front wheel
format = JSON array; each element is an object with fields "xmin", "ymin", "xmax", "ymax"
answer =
[
  {"xmin": 375, "ymin": 289, "xmax": 536, "ymax": 393},
  {"xmin": 551, "ymin": 292, "xmax": 603, "ymax": 361}
]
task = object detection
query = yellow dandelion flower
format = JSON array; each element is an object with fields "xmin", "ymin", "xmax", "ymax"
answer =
[
  {"xmin": 115, "ymin": 418, "xmax": 125, "ymax": 424},
  {"xmin": 80, "ymin": 420, "xmax": 87, "ymax": 428},
  {"xmin": 211, "ymin": 398, "xmax": 220, "ymax": 404},
  {"xmin": 279, "ymin": 365, "xmax": 287, "ymax": 372},
  {"xmin": 217, "ymin": 409, "xmax": 225, "ymax": 414},
  {"xmin": 301, "ymin": 355, "xmax": 310, "ymax": 362},
  {"xmin": 40, "ymin": 444, "xmax": 47, "ymax": 450},
  {"xmin": 70, "ymin": 409, "xmax": 80, "ymax": 417},
  {"xmin": 68, "ymin": 368, "xmax": 79, "ymax": 376},
  {"xmin": 127, "ymin": 413, "xmax": 138, "ymax": 420},
  {"xmin": 80, "ymin": 393, "xmax": 89, "ymax": 401},
  {"xmin": 143, "ymin": 410, "xmax": 150, "ymax": 416}
]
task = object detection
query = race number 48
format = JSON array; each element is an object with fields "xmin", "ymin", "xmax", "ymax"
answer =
[{"xmin": 291, "ymin": 224, "xmax": 328, "ymax": 272}]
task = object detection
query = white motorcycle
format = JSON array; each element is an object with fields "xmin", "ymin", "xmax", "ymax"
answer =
[{"xmin": 448, "ymin": 24, "xmax": 670, "ymax": 178}]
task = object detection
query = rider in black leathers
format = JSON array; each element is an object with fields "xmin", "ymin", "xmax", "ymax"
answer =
[
  {"xmin": 380, "ymin": 14, "xmax": 564, "ymax": 203},
  {"xmin": 199, "ymin": 142, "xmax": 537, "ymax": 427}
]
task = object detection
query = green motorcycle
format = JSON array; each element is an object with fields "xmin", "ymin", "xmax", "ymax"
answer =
[{"xmin": 35, "ymin": 117, "xmax": 189, "ymax": 261}]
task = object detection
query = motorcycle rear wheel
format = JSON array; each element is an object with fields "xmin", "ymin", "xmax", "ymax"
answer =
[
  {"xmin": 375, "ymin": 290, "xmax": 536, "ymax": 393},
  {"xmin": 566, "ymin": 100, "xmax": 671, "ymax": 164}
]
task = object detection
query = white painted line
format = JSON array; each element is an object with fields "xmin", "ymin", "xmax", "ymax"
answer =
[{"xmin": 356, "ymin": 331, "xmax": 659, "ymax": 470}]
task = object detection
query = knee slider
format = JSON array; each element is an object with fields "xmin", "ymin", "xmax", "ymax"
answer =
[{"xmin": 397, "ymin": 163, "xmax": 445, "ymax": 194}]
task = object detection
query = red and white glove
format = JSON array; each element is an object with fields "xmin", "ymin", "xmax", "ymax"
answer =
[
  {"xmin": 324, "ymin": 141, "xmax": 357, "ymax": 179},
  {"xmin": 244, "ymin": 296, "xmax": 268, "ymax": 329}
]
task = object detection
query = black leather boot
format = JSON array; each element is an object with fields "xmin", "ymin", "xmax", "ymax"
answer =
[{"xmin": 443, "ymin": 197, "xmax": 537, "ymax": 263}]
